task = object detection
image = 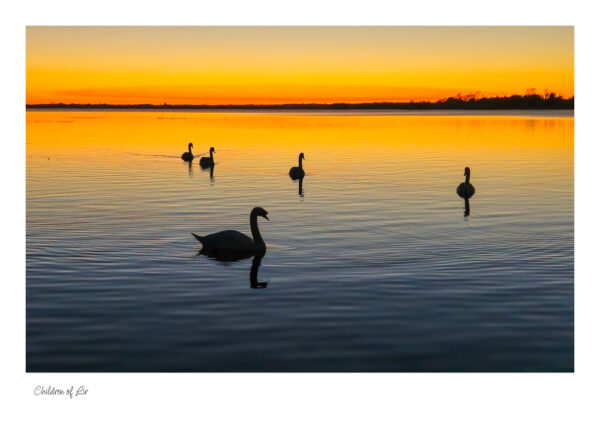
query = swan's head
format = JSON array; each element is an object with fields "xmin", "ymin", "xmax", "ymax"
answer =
[
  {"xmin": 252, "ymin": 207, "xmax": 270, "ymax": 221},
  {"xmin": 210, "ymin": 147, "xmax": 215, "ymax": 154},
  {"xmin": 299, "ymin": 152, "xmax": 305, "ymax": 160},
  {"xmin": 188, "ymin": 142, "xmax": 193, "ymax": 149},
  {"xmin": 464, "ymin": 166, "xmax": 470, "ymax": 177}
]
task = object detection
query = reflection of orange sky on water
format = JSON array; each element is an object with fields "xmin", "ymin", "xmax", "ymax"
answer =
[
  {"xmin": 26, "ymin": 27, "xmax": 573, "ymax": 105},
  {"xmin": 26, "ymin": 112, "xmax": 573, "ymax": 178}
]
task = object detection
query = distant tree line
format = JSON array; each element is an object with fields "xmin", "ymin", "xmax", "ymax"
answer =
[
  {"xmin": 430, "ymin": 90, "xmax": 573, "ymax": 110},
  {"xmin": 26, "ymin": 91, "xmax": 574, "ymax": 110}
]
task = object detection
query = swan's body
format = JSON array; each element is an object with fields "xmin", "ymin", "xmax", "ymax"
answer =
[
  {"xmin": 192, "ymin": 207, "xmax": 269, "ymax": 259},
  {"xmin": 289, "ymin": 152, "xmax": 305, "ymax": 180},
  {"xmin": 194, "ymin": 230, "xmax": 255, "ymax": 251},
  {"xmin": 457, "ymin": 182, "xmax": 475, "ymax": 198},
  {"xmin": 200, "ymin": 147, "xmax": 215, "ymax": 168},
  {"xmin": 457, "ymin": 167, "xmax": 476, "ymax": 198},
  {"xmin": 181, "ymin": 143, "xmax": 194, "ymax": 161}
]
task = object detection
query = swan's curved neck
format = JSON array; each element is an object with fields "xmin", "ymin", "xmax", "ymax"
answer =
[
  {"xmin": 298, "ymin": 155, "xmax": 303, "ymax": 168},
  {"xmin": 250, "ymin": 212, "xmax": 265, "ymax": 250},
  {"xmin": 188, "ymin": 145, "xmax": 193, "ymax": 154},
  {"xmin": 465, "ymin": 171, "xmax": 470, "ymax": 184},
  {"xmin": 210, "ymin": 149, "xmax": 214, "ymax": 160}
]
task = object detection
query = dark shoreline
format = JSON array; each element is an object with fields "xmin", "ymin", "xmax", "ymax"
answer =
[{"xmin": 26, "ymin": 94, "xmax": 574, "ymax": 111}]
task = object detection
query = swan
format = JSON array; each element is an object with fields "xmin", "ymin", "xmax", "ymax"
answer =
[
  {"xmin": 289, "ymin": 152, "xmax": 305, "ymax": 180},
  {"xmin": 457, "ymin": 166, "xmax": 476, "ymax": 198},
  {"xmin": 181, "ymin": 143, "xmax": 194, "ymax": 161},
  {"xmin": 192, "ymin": 207, "xmax": 269, "ymax": 257},
  {"xmin": 199, "ymin": 147, "xmax": 215, "ymax": 168}
]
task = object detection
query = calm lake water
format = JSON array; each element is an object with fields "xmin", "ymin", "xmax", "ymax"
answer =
[{"xmin": 26, "ymin": 110, "xmax": 573, "ymax": 372}]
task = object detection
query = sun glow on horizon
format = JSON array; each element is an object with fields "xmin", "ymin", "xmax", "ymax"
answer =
[{"xmin": 26, "ymin": 27, "xmax": 574, "ymax": 105}]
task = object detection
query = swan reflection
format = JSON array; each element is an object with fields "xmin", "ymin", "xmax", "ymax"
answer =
[
  {"xmin": 463, "ymin": 196, "xmax": 470, "ymax": 217},
  {"xmin": 250, "ymin": 252, "xmax": 267, "ymax": 289},
  {"xmin": 200, "ymin": 163, "xmax": 215, "ymax": 181},
  {"xmin": 298, "ymin": 176, "xmax": 304, "ymax": 197},
  {"xmin": 195, "ymin": 250, "xmax": 268, "ymax": 289}
]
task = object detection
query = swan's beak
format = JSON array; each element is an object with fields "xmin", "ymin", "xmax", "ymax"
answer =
[{"xmin": 264, "ymin": 214, "xmax": 270, "ymax": 221}]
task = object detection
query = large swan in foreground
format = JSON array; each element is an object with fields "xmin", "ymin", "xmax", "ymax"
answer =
[
  {"xmin": 181, "ymin": 143, "xmax": 194, "ymax": 161},
  {"xmin": 200, "ymin": 147, "xmax": 215, "ymax": 168},
  {"xmin": 192, "ymin": 207, "xmax": 269, "ymax": 258},
  {"xmin": 289, "ymin": 152, "xmax": 305, "ymax": 180},
  {"xmin": 457, "ymin": 167, "xmax": 476, "ymax": 198}
]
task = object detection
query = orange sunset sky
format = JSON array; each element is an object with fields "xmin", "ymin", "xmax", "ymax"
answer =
[{"xmin": 26, "ymin": 26, "xmax": 574, "ymax": 105}]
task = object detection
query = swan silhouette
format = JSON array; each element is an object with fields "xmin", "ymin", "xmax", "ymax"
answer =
[
  {"xmin": 192, "ymin": 207, "xmax": 269, "ymax": 259},
  {"xmin": 200, "ymin": 147, "xmax": 215, "ymax": 168},
  {"xmin": 181, "ymin": 143, "xmax": 194, "ymax": 161},
  {"xmin": 457, "ymin": 167, "xmax": 476, "ymax": 198},
  {"xmin": 289, "ymin": 152, "xmax": 305, "ymax": 180}
]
